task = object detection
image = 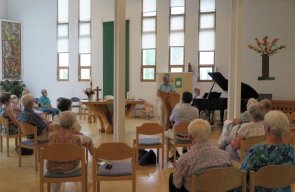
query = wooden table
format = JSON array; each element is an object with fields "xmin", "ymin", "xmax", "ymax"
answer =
[{"xmin": 82, "ymin": 99, "xmax": 144, "ymax": 134}]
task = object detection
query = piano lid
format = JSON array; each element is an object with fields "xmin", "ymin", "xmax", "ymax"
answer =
[{"xmin": 208, "ymin": 72, "xmax": 258, "ymax": 99}]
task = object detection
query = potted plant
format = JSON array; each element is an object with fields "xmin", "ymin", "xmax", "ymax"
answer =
[{"xmin": 0, "ymin": 80, "xmax": 26, "ymax": 97}]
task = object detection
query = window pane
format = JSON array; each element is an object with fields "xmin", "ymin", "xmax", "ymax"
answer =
[
  {"xmin": 200, "ymin": 0, "xmax": 215, "ymax": 12},
  {"xmin": 143, "ymin": 68, "xmax": 155, "ymax": 80},
  {"xmin": 170, "ymin": 32, "xmax": 184, "ymax": 46},
  {"xmin": 143, "ymin": 18, "xmax": 156, "ymax": 32},
  {"xmin": 170, "ymin": 16, "xmax": 184, "ymax": 30},
  {"xmin": 200, "ymin": 14, "xmax": 215, "ymax": 29},
  {"xmin": 142, "ymin": 49, "xmax": 155, "ymax": 66},
  {"xmin": 171, "ymin": 7, "xmax": 185, "ymax": 15},
  {"xmin": 170, "ymin": 47, "xmax": 184, "ymax": 65},
  {"xmin": 59, "ymin": 53, "xmax": 69, "ymax": 66},
  {"xmin": 59, "ymin": 68, "xmax": 68, "ymax": 80},
  {"xmin": 199, "ymin": 67, "xmax": 213, "ymax": 80},
  {"xmin": 80, "ymin": 0, "xmax": 91, "ymax": 21},
  {"xmin": 171, "ymin": 67, "xmax": 183, "ymax": 72},
  {"xmin": 79, "ymin": 37, "xmax": 91, "ymax": 53},
  {"xmin": 58, "ymin": 24, "xmax": 68, "ymax": 37},
  {"xmin": 142, "ymin": 33, "xmax": 156, "ymax": 49},
  {"xmin": 199, "ymin": 30, "xmax": 215, "ymax": 50},
  {"xmin": 143, "ymin": 0, "xmax": 156, "ymax": 14},
  {"xmin": 171, "ymin": 0, "xmax": 185, "ymax": 7},
  {"xmin": 58, "ymin": 38, "xmax": 68, "ymax": 52},
  {"xmin": 79, "ymin": 22, "xmax": 90, "ymax": 36},
  {"xmin": 81, "ymin": 68, "xmax": 90, "ymax": 80},
  {"xmin": 58, "ymin": 0, "xmax": 68, "ymax": 23},
  {"xmin": 199, "ymin": 51, "xmax": 214, "ymax": 65},
  {"xmin": 80, "ymin": 54, "xmax": 91, "ymax": 66}
]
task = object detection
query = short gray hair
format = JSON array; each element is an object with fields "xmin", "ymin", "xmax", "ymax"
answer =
[
  {"xmin": 248, "ymin": 103, "xmax": 264, "ymax": 121},
  {"xmin": 41, "ymin": 89, "xmax": 47, "ymax": 94},
  {"xmin": 21, "ymin": 94, "xmax": 35, "ymax": 108},
  {"xmin": 260, "ymin": 99, "xmax": 272, "ymax": 114},
  {"xmin": 59, "ymin": 111, "xmax": 76, "ymax": 129},
  {"xmin": 247, "ymin": 98, "xmax": 258, "ymax": 110},
  {"xmin": 22, "ymin": 89, "xmax": 30, "ymax": 96},
  {"xmin": 188, "ymin": 119, "xmax": 211, "ymax": 142},
  {"xmin": 264, "ymin": 110, "xmax": 289, "ymax": 137}
]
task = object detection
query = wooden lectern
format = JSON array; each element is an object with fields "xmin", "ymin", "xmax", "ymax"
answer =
[{"xmin": 158, "ymin": 91, "xmax": 180, "ymax": 130}]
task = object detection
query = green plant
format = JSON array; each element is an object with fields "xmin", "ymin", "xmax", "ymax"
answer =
[{"xmin": 0, "ymin": 80, "xmax": 26, "ymax": 97}]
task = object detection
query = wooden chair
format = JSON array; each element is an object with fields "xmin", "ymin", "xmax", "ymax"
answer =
[
  {"xmin": 71, "ymin": 97, "xmax": 82, "ymax": 116},
  {"xmin": 92, "ymin": 143, "xmax": 136, "ymax": 192},
  {"xmin": 192, "ymin": 167, "xmax": 246, "ymax": 192},
  {"xmin": 18, "ymin": 122, "xmax": 48, "ymax": 171},
  {"xmin": 249, "ymin": 164, "xmax": 295, "ymax": 192},
  {"xmin": 0, "ymin": 116, "xmax": 18, "ymax": 157},
  {"xmin": 40, "ymin": 144, "xmax": 87, "ymax": 192},
  {"xmin": 134, "ymin": 123, "xmax": 164, "ymax": 168},
  {"xmin": 140, "ymin": 103, "xmax": 153, "ymax": 119},
  {"xmin": 240, "ymin": 135, "xmax": 265, "ymax": 162},
  {"xmin": 167, "ymin": 122, "xmax": 192, "ymax": 167}
]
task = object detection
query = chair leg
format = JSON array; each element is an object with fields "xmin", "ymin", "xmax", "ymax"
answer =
[
  {"xmin": 97, "ymin": 181, "xmax": 100, "ymax": 192},
  {"xmin": 162, "ymin": 146, "xmax": 164, "ymax": 168},
  {"xmin": 19, "ymin": 148, "xmax": 21, "ymax": 167},
  {"xmin": 47, "ymin": 183, "xmax": 50, "ymax": 192},
  {"xmin": 0, "ymin": 136, "xmax": 2, "ymax": 152},
  {"xmin": 132, "ymin": 176, "xmax": 136, "ymax": 192},
  {"xmin": 35, "ymin": 148, "xmax": 38, "ymax": 171},
  {"xmin": 7, "ymin": 137, "xmax": 9, "ymax": 157}
]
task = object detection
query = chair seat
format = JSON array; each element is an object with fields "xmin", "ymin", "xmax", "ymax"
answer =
[
  {"xmin": 45, "ymin": 169, "xmax": 81, "ymax": 178},
  {"xmin": 21, "ymin": 139, "xmax": 49, "ymax": 146},
  {"xmin": 97, "ymin": 162, "xmax": 132, "ymax": 176},
  {"xmin": 138, "ymin": 138, "xmax": 161, "ymax": 146}
]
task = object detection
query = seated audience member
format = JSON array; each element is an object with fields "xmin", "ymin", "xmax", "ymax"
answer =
[
  {"xmin": 241, "ymin": 110, "xmax": 295, "ymax": 192},
  {"xmin": 169, "ymin": 119, "xmax": 231, "ymax": 192},
  {"xmin": 260, "ymin": 98, "xmax": 272, "ymax": 115},
  {"xmin": 193, "ymin": 88, "xmax": 201, "ymax": 99},
  {"xmin": 218, "ymin": 98, "xmax": 258, "ymax": 148},
  {"xmin": 52, "ymin": 98, "xmax": 94, "ymax": 154},
  {"xmin": 166, "ymin": 91, "xmax": 199, "ymax": 160},
  {"xmin": 10, "ymin": 94, "xmax": 22, "ymax": 117},
  {"xmin": 225, "ymin": 103, "xmax": 265, "ymax": 161},
  {"xmin": 18, "ymin": 94, "xmax": 49, "ymax": 136},
  {"xmin": 0, "ymin": 93, "xmax": 19, "ymax": 134},
  {"xmin": 47, "ymin": 111, "xmax": 82, "ymax": 192},
  {"xmin": 39, "ymin": 89, "xmax": 59, "ymax": 116}
]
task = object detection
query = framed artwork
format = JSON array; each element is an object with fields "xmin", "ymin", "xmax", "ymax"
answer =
[{"xmin": 0, "ymin": 20, "xmax": 22, "ymax": 79}]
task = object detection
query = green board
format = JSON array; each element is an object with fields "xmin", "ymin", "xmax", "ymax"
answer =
[{"xmin": 103, "ymin": 21, "xmax": 129, "ymax": 97}]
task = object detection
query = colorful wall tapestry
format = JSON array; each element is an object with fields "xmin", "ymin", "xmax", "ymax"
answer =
[{"xmin": 1, "ymin": 20, "xmax": 21, "ymax": 79}]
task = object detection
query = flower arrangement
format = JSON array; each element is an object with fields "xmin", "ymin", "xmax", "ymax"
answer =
[
  {"xmin": 84, "ymin": 81, "xmax": 95, "ymax": 98},
  {"xmin": 248, "ymin": 36, "xmax": 286, "ymax": 56}
]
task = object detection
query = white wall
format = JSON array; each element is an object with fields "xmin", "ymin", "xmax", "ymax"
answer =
[
  {"xmin": 5, "ymin": 0, "xmax": 295, "ymax": 109},
  {"xmin": 0, "ymin": 0, "xmax": 7, "ymax": 19}
]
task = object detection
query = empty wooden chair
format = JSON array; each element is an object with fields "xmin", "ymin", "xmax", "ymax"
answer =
[
  {"xmin": 18, "ymin": 122, "xmax": 48, "ymax": 171},
  {"xmin": 40, "ymin": 144, "xmax": 87, "ymax": 192},
  {"xmin": 0, "ymin": 116, "xmax": 18, "ymax": 157},
  {"xmin": 240, "ymin": 135, "xmax": 265, "ymax": 162},
  {"xmin": 167, "ymin": 122, "xmax": 192, "ymax": 167},
  {"xmin": 249, "ymin": 164, "xmax": 295, "ymax": 192},
  {"xmin": 134, "ymin": 123, "xmax": 164, "ymax": 168},
  {"xmin": 192, "ymin": 167, "xmax": 246, "ymax": 192},
  {"xmin": 92, "ymin": 142, "xmax": 136, "ymax": 192}
]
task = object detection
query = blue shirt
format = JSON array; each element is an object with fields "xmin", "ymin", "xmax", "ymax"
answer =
[
  {"xmin": 39, "ymin": 96, "xmax": 51, "ymax": 108},
  {"xmin": 240, "ymin": 143, "xmax": 295, "ymax": 192},
  {"xmin": 159, "ymin": 83, "xmax": 175, "ymax": 93},
  {"xmin": 18, "ymin": 108, "xmax": 47, "ymax": 135}
]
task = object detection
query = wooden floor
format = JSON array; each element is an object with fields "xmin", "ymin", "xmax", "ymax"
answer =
[{"xmin": 0, "ymin": 116, "xmax": 293, "ymax": 192}]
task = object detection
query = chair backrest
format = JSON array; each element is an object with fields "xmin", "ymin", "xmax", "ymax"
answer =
[
  {"xmin": 71, "ymin": 97, "xmax": 81, "ymax": 102},
  {"xmin": 0, "ymin": 116, "xmax": 9, "ymax": 129},
  {"xmin": 94, "ymin": 142, "xmax": 134, "ymax": 161},
  {"xmin": 41, "ymin": 143, "xmax": 85, "ymax": 162},
  {"xmin": 18, "ymin": 122, "xmax": 37, "ymax": 136},
  {"xmin": 192, "ymin": 167, "xmax": 246, "ymax": 192},
  {"xmin": 136, "ymin": 123, "xmax": 164, "ymax": 135},
  {"xmin": 249, "ymin": 164, "xmax": 295, "ymax": 192},
  {"xmin": 173, "ymin": 121, "xmax": 190, "ymax": 134},
  {"xmin": 240, "ymin": 135, "xmax": 265, "ymax": 161}
]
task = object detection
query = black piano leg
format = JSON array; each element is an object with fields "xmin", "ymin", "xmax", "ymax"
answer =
[{"xmin": 220, "ymin": 110, "xmax": 225, "ymax": 126}]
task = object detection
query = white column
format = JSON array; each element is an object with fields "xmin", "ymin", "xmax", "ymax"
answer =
[
  {"xmin": 114, "ymin": 0, "xmax": 126, "ymax": 142},
  {"xmin": 228, "ymin": 0, "xmax": 243, "ymax": 119}
]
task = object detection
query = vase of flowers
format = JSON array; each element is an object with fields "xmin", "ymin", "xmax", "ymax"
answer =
[
  {"xmin": 84, "ymin": 87, "xmax": 95, "ymax": 101},
  {"xmin": 248, "ymin": 36, "xmax": 286, "ymax": 80}
]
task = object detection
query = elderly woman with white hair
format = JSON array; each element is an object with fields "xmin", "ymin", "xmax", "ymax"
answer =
[
  {"xmin": 47, "ymin": 111, "xmax": 83, "ymax": 192},
  {"xmin": 169, "ymin": 119, "xmax": 231, "ymax": 192},
  {"xmin": 225, "ymin": 103, "xmax": 265, "ymax": 161},
  {"xmin": 240, "ymin": 110, "xmax": 295, "ymax": 192}
]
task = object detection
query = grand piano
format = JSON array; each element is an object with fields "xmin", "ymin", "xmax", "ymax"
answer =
[{"xmin": 192, "ymin": 72, "xmax": 259, "ymax": 123}]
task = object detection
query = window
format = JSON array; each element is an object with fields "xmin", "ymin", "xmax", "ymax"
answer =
[
  {"xmin": 57, "ymin": 0, "xmax": 69, "ymax": 81},
  {"xmin": 169, "ymin": 0, "xmax": 185, "ymax": 72},
  {"xmin": 141, "ymin": 0, "xmax": 156, "ymax": 81},
  {"xmin": 79, "ymin": 0, "xmax": 91, "ymax": 81},
  {"xmin": 198, "ymin": 0, "xmax": 216, "ymax": 81}
]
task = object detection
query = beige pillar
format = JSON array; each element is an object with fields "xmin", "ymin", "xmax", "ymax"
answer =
[{"xmin": 114, "ymin": 0, "xmax": 126, "ymax": 142}]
